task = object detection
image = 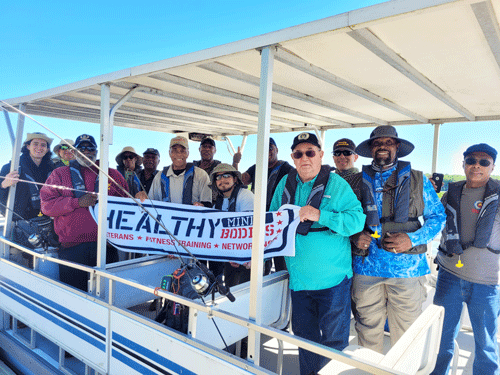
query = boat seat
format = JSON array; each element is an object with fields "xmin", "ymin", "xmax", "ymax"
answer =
[{"xmin": 319, "ymin": 304, "xmax": 445, "ymax": 375}]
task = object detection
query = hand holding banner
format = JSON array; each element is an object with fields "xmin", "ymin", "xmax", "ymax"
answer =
[{"xmin": 90, "ymin": 197, "xmax": 299, "ymax": 263}]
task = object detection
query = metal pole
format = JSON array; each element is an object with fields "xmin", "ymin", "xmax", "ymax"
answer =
[
  {"xmin": 248, "ymin": 45, "xmax": 275, "ymax": 366},
  {"xmin": 431, "ymin": 123, "xmax": 441, "ymax": 174},
  {"xmin": 109, "ymin": 85, "xmax": 140, "ymax": 144},
  {"xmin": 2, "ymin": 104, "xmax": 26, "ymax": 258},
  {"xmin": 2, "ymin": 108, "xmax": 15, "ymax": 146},
  {"xmin": 95, "ymin": 84, "xmax": 111, "ymax": 299}
]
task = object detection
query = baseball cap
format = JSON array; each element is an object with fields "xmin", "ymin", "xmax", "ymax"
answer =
[
  {"xmin": 463, "ymin": 143, "xmax": 497, "ymax": 162},
  {"xmin": 170, "ymin": 136, "xmax": 189, "ymax": 149},
  {"xmin": 333, "ymin": 138, "xmax": 356, "ymax": 153},
  {"xmin": 74, "ymin": 134, "xmax": 97, "ymax": 149},
  {"xmin": 291, "ymin": 132, "xmax": 321, "ymax": 150}
]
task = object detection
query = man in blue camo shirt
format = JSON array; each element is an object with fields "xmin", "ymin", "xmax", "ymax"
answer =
[{"xmin": 349, "ymin": 125, "xmax": 446, "ymax": 353}]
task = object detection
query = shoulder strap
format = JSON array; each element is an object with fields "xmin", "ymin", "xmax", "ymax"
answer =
[
  {"xmin": 182, "ymin": 163, "xmax": 195, "ymax": 205},
  {"xmin": 69, "ymin": 160, "xmax": 98, "ymax": 198}
]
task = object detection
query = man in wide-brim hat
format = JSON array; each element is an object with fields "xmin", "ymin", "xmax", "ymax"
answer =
[{"xmin": 348, "ymin": 125, "xmax": 446, "ymax": 353}]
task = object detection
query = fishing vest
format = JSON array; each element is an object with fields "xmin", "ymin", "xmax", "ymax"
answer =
[
  {"xmin": 281, "ymin": 165, "xmax": 331, "ymax": 235},
  {"xmin": 214, "ymin": 184, "xmax": 243, "ymax": 212},
  {"xmin": 361, "ymin": 161, "xmax": 426, "ymax": 254},
  {"xmin": 69, "ymin": 160, "xmax": 99, "ymax": 198},
  {"xmin": 160, "ymin": 163, "xmax": 195, "ymax": 205},
  {"xmin": 440, "ymin": 179, "xmax": 500, "ymax": 255}
]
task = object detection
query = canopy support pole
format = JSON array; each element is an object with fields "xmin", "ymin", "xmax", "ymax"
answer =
[
  {"xmin": 431, "ymin": 123, "xmax": 441, "ymax": 174},
  {"xmin": 109, "ymin": 85, "xmax": 141, "ymax": 144},
  {"xmin": 248, "ymin": 45, "xmax": 275, "ymax": 366},
  {"xmin": 2, "ymin": 104, "xmax": 26, "ymax": 259},
  {"xmin": 95, "ymin": 84, "xmax": 111, "ymax": 299},
  {"xmin": 2, "ymin": 108, "xmax": 15, "ymax": 146}
]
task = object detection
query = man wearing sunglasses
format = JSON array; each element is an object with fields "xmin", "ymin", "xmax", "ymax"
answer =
[
  {"xmin": 432, "ymin": 144, "xmax": 500, "ymax": 375},
  {"xmin": 210, "ymin": 163, "xmax": 254, "ymax": 284},
  {"xmin": 41, "ymin": 134, "xmax": 129, "ymax": 292},
  {"xmin": 269, "ymin": 132, "xmax": 365, "ymax": 375},
  {"xmin": 332, "ymin": 138, "xmax": 359, "ymax": 178},
  {"xmin": 348, "ymin": 125, "xmax": 446, "ymax": 354}
]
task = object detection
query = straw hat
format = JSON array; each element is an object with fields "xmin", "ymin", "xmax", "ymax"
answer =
[{"xmin": 115, "ymin": 146, "xmax": 143, "ymax": 166}]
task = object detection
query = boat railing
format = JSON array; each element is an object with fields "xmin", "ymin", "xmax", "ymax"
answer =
[{"xmin": 0, "ymin": 235, "xmax": 420, "ymax": 375}]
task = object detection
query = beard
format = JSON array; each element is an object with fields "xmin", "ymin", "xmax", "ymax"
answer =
[
  {"xmin": 373, "ymin": 150, "xmax": 393, "ymax": 167},
  {"xmin": 217, "ymin": 183, "xmax": 235, "ymax": 194},
  {"xmin": 75, "ymin": 153, "xmax": 96, "ymax": 167}
]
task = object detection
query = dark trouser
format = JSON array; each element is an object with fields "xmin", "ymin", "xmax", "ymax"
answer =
[
  {"xmin": 209, "ymin": 261, "xmax": 225, "ymax": 278},
  {"xmin": 58, "ymin": 242, "xmax": 118, "ymax": 292},
  {"xmin": 224, "ymin": 263, "xmax": 251, "ymax": 288},
  {"xmin": 291, "ymin": 276, "xmax": 351, "ymax": 375}
]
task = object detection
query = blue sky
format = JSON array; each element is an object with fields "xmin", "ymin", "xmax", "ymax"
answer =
[{"xmin": 1, "ymin": 0, "xmax": 498, "ymax": 176}]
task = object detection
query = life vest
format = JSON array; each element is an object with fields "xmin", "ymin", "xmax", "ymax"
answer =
[
  {"xmin": 360, "ymin": 161, "xmax": 426, "ymax": 254},
  {"xmin": 160, "ymin": 163, "xmax": 195, "ymax": 205},
  {"xmin": 69, "ymin": 160, "xmax": 99, "ymax": 198},
  {"xmin": 440, "ymin": 179, "xmax": 500, "ymax": 255},
  {"xmin": 18, "ymin": 153, "xmax": 53, "ymax": 211},
  {"xmin": 281, "ymin": 165, "xmax": 331, "ymax": 235},
  {"xmin": 214, "ymin": 184, "xmax": 243, "ymax": 212}
]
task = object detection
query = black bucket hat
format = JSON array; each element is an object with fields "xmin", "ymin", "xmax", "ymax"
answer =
[{"xmin": 355, "ymin": 126, "xmax": 414, "ymax": 158}]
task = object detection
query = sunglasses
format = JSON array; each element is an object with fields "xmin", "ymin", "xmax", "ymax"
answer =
[
  {"xmin": 292, "ymin": 150, "xmax": 316, "ymax": 159},
  {"xmin": 122, "ymin": 154, "xmax": 136, "ymax": 160},
  {"xmin": 465, "ymin": 157, "xmax": 491, "ymax": 167},
  {"xmin": 60, "ymin": 145, "xmax": 72, "ymax": 151},
  {"xmin": 77, "ymin": 146, "xmax": 97, "ymax": 152},
  {"xmin": 371, "ymin": 140, "xmax": 398, "ymax": 148},
  {"xmin": 333, "ymin": 150, "xmax": 354, "ymax": 157},
  {"xmin": 215, "ymin": 173, "xmax": 234, "ymax": 180}
]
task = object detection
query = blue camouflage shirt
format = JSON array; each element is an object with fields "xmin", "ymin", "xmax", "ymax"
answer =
[{"xmin": 353, "ymin": 165, "xmax": 446, "ymax": 278}]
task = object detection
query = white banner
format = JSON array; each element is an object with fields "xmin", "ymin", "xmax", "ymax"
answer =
[{"xmin": 90, "ymin": 197, "xmax": 299, "ymax": 263}]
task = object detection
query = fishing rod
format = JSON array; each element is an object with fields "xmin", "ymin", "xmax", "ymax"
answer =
[{"xmin": 1, "ymin": 101, "xmax": 235, "ymax": 348}]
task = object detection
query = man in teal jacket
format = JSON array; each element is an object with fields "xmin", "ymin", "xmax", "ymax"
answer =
[{"xmin": 269, "ymin": 132, "xmax": 365, "ymax": 375}]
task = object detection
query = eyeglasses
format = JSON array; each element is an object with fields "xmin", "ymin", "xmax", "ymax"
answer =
[
  {"xmin": 77, "ymin": 146, "xmax": 97, "ymax": 152},
  {"xmin": 371, "ymin": 140, "xmax": 398, "ymax": 148},
  {"xmin": 465, "ymin": 157, "xmax": 491, "ymax": 167},
  {"xmin": 333, "ymin": 150, "xmax": 354, "ymax": 157},
  {"xmin": 292, "ymin": 150, "xmax": 316, "ymax": 159},
  {"xmin": 122, "ymin": 154, "xmax": 136, "ymax": 160},
  {"xmin": 215, "ymin": 173, "xmax": 234, "ymax": 180},
  {"xmin": 60, "ymin": 145, "xmax": 72, "ymax": 151}
]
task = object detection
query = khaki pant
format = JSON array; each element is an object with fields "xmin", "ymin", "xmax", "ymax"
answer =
[{"xmin": 352, "ymin": 274, "xmax": 427, "ymax": 353}]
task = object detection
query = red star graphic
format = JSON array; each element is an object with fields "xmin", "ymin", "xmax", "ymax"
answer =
[
  {"xmin": 276, "ymin": 211, "xmax": 282, "ymax": 216},
  {"xmin": 277, "ymin": 228, "xmax": 282, "ymax": 234},
  {"xmin": 214, "ymin": 244, "xmax": 219, "ymax": 248},
  {"xmin": 277, "ymin": 220, "xmax": 283, "ymax": 225},
  {"xmin": 138, "ymin": 236, "xmax": 142, "ymax": 240}
]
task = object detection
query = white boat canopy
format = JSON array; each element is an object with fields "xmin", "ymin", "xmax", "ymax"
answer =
[
  {"xmin": 2, "ymin": 0, "xmax": 500, "ymax": 134},
  {"xmin": 1, "ymin": 0, "xmax": 500, "ymax": 367}
]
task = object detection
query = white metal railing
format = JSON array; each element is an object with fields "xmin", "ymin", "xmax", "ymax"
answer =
[{"xmin": 0, "ymin": 236, "xmax": 410, "ymax": 375}]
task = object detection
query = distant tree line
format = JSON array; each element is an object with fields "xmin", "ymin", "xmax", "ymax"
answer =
[{"xmin": 424, "ymin": 174, "xmax": 500, "ymax": 192}]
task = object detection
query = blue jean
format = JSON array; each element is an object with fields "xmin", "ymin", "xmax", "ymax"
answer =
[
  {"xmin": 291, "ymin": 276, "xmax": 351, "ymax": 375},
  {"xmin": 431, "ymin": 268, "xmax": 500, "ymax": 375}
]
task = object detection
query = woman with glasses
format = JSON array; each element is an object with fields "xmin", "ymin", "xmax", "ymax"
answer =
[
  {"xmin": 52, "ymin": 139, "xmax": 75, "ymax": 168},
  {"xmin": 115, "ymin": 146, "xmax": 143, "ymax": 195}
]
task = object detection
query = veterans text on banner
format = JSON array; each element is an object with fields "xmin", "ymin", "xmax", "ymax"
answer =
[{"xmin": 89, "ymin": 197, "xmax": 300, "ymax": 263}]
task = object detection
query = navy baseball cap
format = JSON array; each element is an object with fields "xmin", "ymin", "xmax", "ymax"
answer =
[
  {"xmin": 74, "ymin": 134, "xmax": 97, "ymax": 148},
  {"xmin": 291, "ymin": 132, "xmax": 321, "ymax": 150},
  {"xmin": 463, "ymin": 143, "xmax": 497, "ymax": 162}
]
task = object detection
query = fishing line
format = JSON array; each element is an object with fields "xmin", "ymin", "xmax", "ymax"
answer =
[
  {"xmin": 0, "ymin": 175, "xmax": 98, "ymax": 196},
  {"xmin": 2, "ymin": 102, "xmax": 234, "ymax": 350}
]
